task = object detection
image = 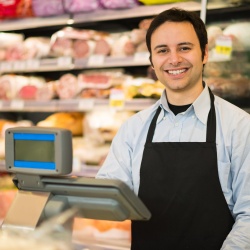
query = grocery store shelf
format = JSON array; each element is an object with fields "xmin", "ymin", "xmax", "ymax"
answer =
[
  {"xmin": 0, "ymin": 98, "xmax": 156, "ymax": 112},
  {"xmin": 0, "ymin": 55, "xmax": 151, "ymax": 73},
  {"xmin": 0, "ymin": 2, "xmax": 240, "ymax": 32},
  {"xmin": 0, "ymin": 14, "xmax": 71, "ymax": 31},
  {"xmin": 73, "ymin": 2, "xmax": 201, "ymax": 23}
]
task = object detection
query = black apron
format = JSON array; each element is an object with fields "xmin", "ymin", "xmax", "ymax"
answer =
[{"xmin": 131, "ymin": 89, "xmax": 234, "ymax": 250}]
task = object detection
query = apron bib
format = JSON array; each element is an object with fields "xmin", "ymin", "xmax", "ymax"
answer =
[{"xmin": 131, "ymin": 89, "xmax": 234, "ymax": 250}]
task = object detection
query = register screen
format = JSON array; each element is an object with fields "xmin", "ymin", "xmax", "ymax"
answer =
[{"xmin": 13, "ymin": 133, "xmax": 55, "ymax": 170}]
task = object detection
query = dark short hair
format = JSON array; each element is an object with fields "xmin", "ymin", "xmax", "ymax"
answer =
[{"xmin": 146, "ymin": 8, "xmax": 208, "ymax": 61}]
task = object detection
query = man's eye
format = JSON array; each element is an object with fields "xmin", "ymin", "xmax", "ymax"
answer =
[
  {"xmin": 157, "ymin": 49, "xmax": 167, "ymax": 53},
  {"xmin": 181, "ymin": 47, "xmax": 191, "ymax": 51}
]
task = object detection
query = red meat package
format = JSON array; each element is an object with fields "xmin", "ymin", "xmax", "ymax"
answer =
[
  {"xmin": 0, "ymin": 0, "xmax": 33, "ymax": 19},
  {"xmin": 50, "ymin": 27, "xmax": 113, "ymax": 58}
]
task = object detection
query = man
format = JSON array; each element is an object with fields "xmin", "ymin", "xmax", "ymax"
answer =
[{"xmin": 96, "ymin": 8, "xmax": 250, "ymax": 250}]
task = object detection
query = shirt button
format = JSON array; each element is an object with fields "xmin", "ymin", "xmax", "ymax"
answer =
[
  {"xmin": 192, "ymin": 115, "xmax": 195, "ymax": 119},
  {"xmin": 175, "ymin": 123, "xmax": 179, "ymax": 127},
  {"xmin": 163, "ymin": 116, "xmax": 166, "ymax": 120}
]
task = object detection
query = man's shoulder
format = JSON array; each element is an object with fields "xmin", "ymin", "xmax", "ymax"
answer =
[
  {"xmin": 127, "ymin": 100, "xmax": 160, "ymax": 124},
  {"xmin": 214, "ymin": 95, "xmax": 250, "ymax": 122}
]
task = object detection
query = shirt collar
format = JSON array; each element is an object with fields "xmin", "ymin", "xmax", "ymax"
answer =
[
  {"xmin": 159, "ymin": 84, "xmax": 211, "ymax": 125},
  {"xmin": 192, "ymin": 84, "xmax": 211, "ymax": 124}
]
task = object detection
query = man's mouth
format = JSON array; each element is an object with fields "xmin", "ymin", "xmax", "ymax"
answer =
[{"xmin": 166, "ymin": 68, "xmax": 188, "ymax": 75}]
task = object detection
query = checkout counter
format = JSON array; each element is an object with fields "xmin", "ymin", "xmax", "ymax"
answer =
[{"xmin": 0, "ymin": 127, "xmax": 151, "ymax": 249}]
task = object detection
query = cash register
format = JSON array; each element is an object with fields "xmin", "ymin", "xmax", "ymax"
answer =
[{"xmin": 1, "ymin": 127, "xmax": 151, "ymax": 233}]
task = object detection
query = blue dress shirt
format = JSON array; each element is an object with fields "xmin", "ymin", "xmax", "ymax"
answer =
[{"xmin": 96, "ymin": 84, "xmax": 250, "ymax": 249}]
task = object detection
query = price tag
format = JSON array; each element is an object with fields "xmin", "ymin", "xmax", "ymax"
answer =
[
  {"xmin": 109, "ymin": 88, "xmax": 125, "ymax": 110},
  {"xmin": 214, "ymin": 35, "xmax": 233, "ymax": 60},
  {"xmin": 10, "ymin": 100, "xmax": 24, "ymax": 110},
  {"xmin": 78, "ymin": 99, "xmax": 94, "ymax": 110},
  {"xmin": 57, "ymin": 56, "xmax": 72, "ymax": 67},
  {"xmin": 133, "ymin": 52, "xmax": 150, "ymax": 62},
  {"xmin": 26, "ymin": 59, "xmax": 40, "ymax": 70},
  {"xmin": 87, "ymin": 55, "xmax": 105, "ymax": 67},
  {"xmin": 0, "ymin": 62, "xmax": 12, "ymax": 72},
  {"xmin": 13, "ymin": 60, "xmax": 26, "ymax": 71}
]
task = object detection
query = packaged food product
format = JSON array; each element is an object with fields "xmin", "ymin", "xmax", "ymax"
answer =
[
  {"xmin": 32, "ymin": 0, "xmax": 65, "ymax": 17},
  {"xmin": 63, "ymin": 0, "xmax": 101, "ymax": 13},
  {"xmin": 100, "ymin": 0, "xmax": 139, "ymax": 9}
]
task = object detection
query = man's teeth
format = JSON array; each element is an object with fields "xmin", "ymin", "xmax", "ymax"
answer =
[{"xmin": 168, "ymin": 69, "xmax": 186, "ymax": 75}]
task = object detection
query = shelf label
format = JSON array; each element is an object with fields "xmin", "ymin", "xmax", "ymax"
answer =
[
  {"xmin": 78, "ymin": 99, "xmax": 95, "ymax": 110},
  {"xmin": 109, "ymin": 88, "xmax": 125, "ymax": 110},
  {"xmin": 13, "ymin": 60, "xmax": 26, "ymax": 71},
  {"xmin": 10, "ymin": 100, "xmax": 24, "ymax": 110},
  {"xmin": 133, "ymin": 52, "xmax": 150, "ymax": 62},
  {"xmin": 0, "ymin": 62, "xmax": 13, "ymax": 72},
  {"xmin": 26, "ymin": 59, "xmax": 40, "ymax": 70},
  {"xmin": 214, "ymin": 35, "xmax": 233, "ymax": 60},
  {"xmin": 57, "ymin": 56, "xmax": 72, "ymax": 67},
  {"xmin": 87, "ymin": 55, "xmax": 105, "ymax": 67}
]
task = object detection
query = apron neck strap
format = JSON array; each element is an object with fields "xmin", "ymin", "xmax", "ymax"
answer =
[
  {"xmin": 206, "ymin": 88, "xmax": 216, "ymax": 143},
  {"xmin": 146, "ymin": 106, "xmax": 161, "ymax": 143}
]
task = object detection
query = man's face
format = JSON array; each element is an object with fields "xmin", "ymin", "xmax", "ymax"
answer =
[{"xmin": 151, "ymin": 21, "xmax": 208, "ymax": 104}]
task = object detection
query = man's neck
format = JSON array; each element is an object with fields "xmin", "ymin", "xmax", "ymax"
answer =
[{"xmin": 165, "ymin": 84, "xmax": 204, "ymax": 105}]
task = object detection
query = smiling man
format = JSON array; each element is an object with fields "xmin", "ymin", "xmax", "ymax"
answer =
[{"xmin": 96, "ymin": 8, "xmax": 250, "ymax": 250}]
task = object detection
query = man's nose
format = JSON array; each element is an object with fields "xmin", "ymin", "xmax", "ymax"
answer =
[{"xmin": 168, "ymin": 51, "xmax": 182, "ymax": 65}]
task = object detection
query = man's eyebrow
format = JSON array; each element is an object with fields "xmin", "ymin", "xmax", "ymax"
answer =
[
  {"xmin": 179, "ymin": 42, "xmax": 194, "ymax": 46},
  {"xmin": 153, "ymin": 44, "xmax": 166, "ymax": 51},
  {"xmin": 153, "ymin": 42, "xmax": 194, "ymax": 51}
]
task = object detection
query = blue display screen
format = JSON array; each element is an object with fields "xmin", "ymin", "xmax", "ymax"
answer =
[{"xmin": 13, "ymin": 133, "xmax": 56, "ymax": 170}]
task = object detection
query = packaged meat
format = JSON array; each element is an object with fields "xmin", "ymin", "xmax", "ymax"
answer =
[
  {"xmin": 111, "ymin": 33, "xmax": 136, "ymax": 57},
  {"xmin": 5, "ymin": 44, "xmax": 26, "ymax": 61},
  {"xmin": 77, "ymin": 69, "xmax": 128, "ymax": 92},
  {"xmin": 23, "ymin": 37, "xmax": 51, "ymax": 59},
  {"xmin": 93, "ymin": 34, "xmax": 113, "ymax": 56},
  {"xmin": 130, "ymin": 29, "xmax": 147, "ymax": 45},
  {"xmin": 0, "ymin": 33, "xmax": 24, "ymax": 50},
  {"xmin": 50, "ymin": 27, "xmax": 112, "ymax": 58},
  {"xmin": 100, "ymin": 0, "xmax": 139, "ymax": 9},
  {"xmin": 80, "ymin": 88, "xmax": 110, "ymax": 99},
  {"xmin": 204, "ymin": 52, "xmax": 249, "ymax": 77},
  {"xmin": 84, "ymin": 110, "xmax": 134, "ymax": 142},
  {"xmin": 205, "ymin": 76, "xmax": 250, "ymax": 99},
  {"xmin": 16, "ymin": 76, "xmax": 46, "ymax": 100},
  {"xmin": 56, "ymin": 73, "xmax": 79, "ymax": 99},
  {"xmin": 18, "ymin": 85, "xmax": 38, "ymax": 100},
  {"xmin": 32, "ymin": 0, "xmax": 65, "ymax": 17},
  {"xmin": 0, "ymin": 75, "xmax": 16, "ymax": 100},
  {"xmin": 72, "ymin": 39, "xmax": 96, "ymax": 58},
  {"xmin": 0, "ymin": 0, "xmax": 33, "ymax": 19},
  {"xmin": 35, "ymin": 81, "xmax": 58, "ymax": 101},
  {"xmin": 78, "ymin": 73, "xmax": 112, "ymax": 89},
  {"xmin": 63, "ymin": 0, "xmax": 101, "ymax": 13}
]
